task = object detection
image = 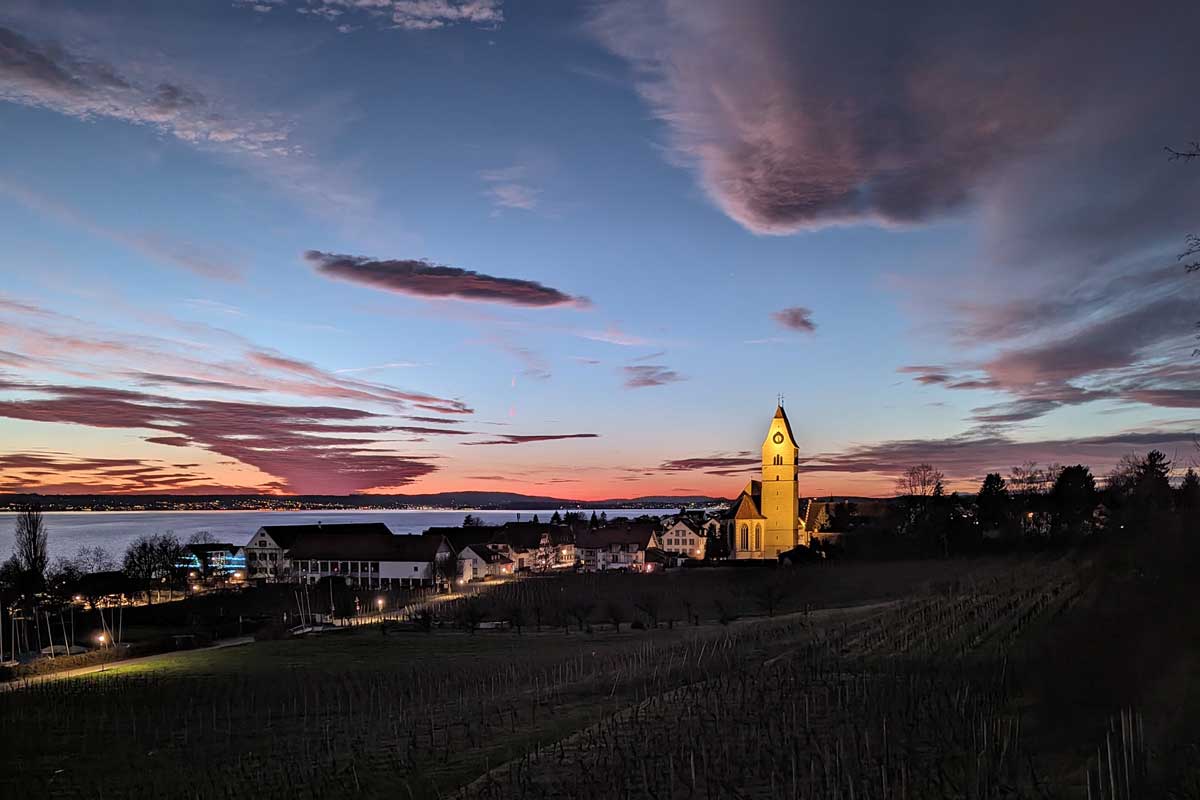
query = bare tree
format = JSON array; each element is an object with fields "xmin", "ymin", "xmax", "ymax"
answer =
[
  {"xmin": 122, "ymin": 533, "xmax": 184, "ymax": 604},
  {"xmin": 1008, "ymin": 461, "xmax": 1058, "ymax": 496},
  {"xmin": 634, "ymin": 593, "xmax": 662, "ymax": 628},
  {"xmin": 896, "ymin": 464, "xmax": 944, "ymax": 498},
  {"xmin": 566, "ymin": 599, "xmax": 595, "ymax": 632},
  {"xmin": 14, "ymin": 505, "xmax": 49, "ymax": 591},
  {"xmin": 605, "ymin": 600, "xmax": 628, "ymax": 632},
  {"xmin": 506, "ymin": 603, "xmax": 527, "ymax": 635},
  {"xmin": 456, "ymin": 596, "xmax": 488, "ymax": 634},
  {"xmin": 72, "ymin": 545, "xmax": 115, "ymax": 574},
  {"xmin": 754, "ymin": 576, "xmax": 790, "ymax": 618}
]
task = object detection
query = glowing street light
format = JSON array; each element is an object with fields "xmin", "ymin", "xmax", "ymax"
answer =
[
  {"xmin": 376, "ymin": 597, "xmax": 385, "ymax": 610},
  {"xmin": 96, "ymin": 632, "xmax": 107, "ymax": 647}
]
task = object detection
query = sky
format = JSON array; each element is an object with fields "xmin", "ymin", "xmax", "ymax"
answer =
[{"xmin": 0, "ymin": 0, "xmax": 1197, "ymax": 500}]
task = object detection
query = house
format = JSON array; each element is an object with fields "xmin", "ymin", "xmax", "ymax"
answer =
[
  {"xmin": 489, "ymin": 521, "xmax": 577, "ymax": 571},
  {"xmin": 644, "ymin": 547, "xmax": 676, "ymax": 570},
  {"xmin": 575, "ymin": 523, "xmax": 660, "ymax": 572},
  {"xmin": 659, "ymin": 515, "xmax": 709, "ymax": 560},
  {"xmin": 243, "ymin": 523, "xmax": 453, "ymax": 588},
  {"xmin": 458, "ymin": 544, "xmax": 513, "ymax": 582},
  {"xmin": 422, "ymin": 527, "xmax": 491, "ymax": 555},
  {"xmin": 290, "ymin": 532, "xmax": 454, "ymax": 589},
  {"xmin": 244, "ymin": 522, "xmax": 395, "ymax": 581}
]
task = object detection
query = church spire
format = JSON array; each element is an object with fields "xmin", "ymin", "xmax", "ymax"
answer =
[{"xmin": 772, "ymin": 402, "xmax": 797, "ymax": 446}]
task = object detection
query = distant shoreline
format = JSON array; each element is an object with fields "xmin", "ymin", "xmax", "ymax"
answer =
[
  {"xmin": 3, "ymin": 505, "xmax": 700, "ymax": 514},
  {"xmin": 0, "ymin": 496, "xmax": 731, "ymax": 514}
]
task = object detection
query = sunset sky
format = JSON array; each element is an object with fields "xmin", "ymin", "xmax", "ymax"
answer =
[{"xmin": 1, "ymin": 0, "xmax": 1198, "ymax": 499}]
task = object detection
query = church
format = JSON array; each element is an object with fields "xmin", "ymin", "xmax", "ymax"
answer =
[{"xmin": 723, "ymin": 404, "xmax": 819, "ymax": 559}]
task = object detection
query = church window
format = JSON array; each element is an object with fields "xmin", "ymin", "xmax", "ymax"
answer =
[
  {"xmin": 774, "ymin": 454, "xmax": 782, "ymax": 466},
  {"xmin": 754, "ymin": 525, "xmax": 762, "ymax": 551},
  {"xmin": 740, "ymin": 525, "xmax": 749, "ymax": 550}
]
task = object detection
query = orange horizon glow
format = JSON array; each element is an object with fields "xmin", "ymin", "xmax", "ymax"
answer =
[{"xmin": 1, "ymin": 465, "xmax": 913, "ymax": 501}]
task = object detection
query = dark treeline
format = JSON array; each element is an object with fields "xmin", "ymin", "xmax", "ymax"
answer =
[{"xmin": 815, "ymin": 449, "xmax": 1198, "ymax": 559}]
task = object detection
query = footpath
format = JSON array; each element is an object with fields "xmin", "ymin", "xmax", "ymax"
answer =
[{"xmin": 0, "ymin": 635, "xmax": 255, "ymax": 692}]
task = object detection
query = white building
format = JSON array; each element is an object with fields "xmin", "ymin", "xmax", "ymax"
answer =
[
  {"xmin": 659, "ymin": 515, "xmax": 711, "ymax": 560},
  {"xmin": 244, "ymin": 523, "xmax": 453, "ymax": 588},
  {"xmin": 458, "ymin": 544, "xmax": 514, "ymax": 582},
  {"xmin": 575, "ymin": 524, "xmax": 660, "ymax": 572}
]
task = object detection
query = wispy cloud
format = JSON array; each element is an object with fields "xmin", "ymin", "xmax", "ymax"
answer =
[
  {"xmin": 0, "ymin": 451, "xmax": 273, "ymax": 494},
  {"xmin": 480, "ymin": 164, "xmax": 540, "ymax": 211},
  {"xmin": 772, "ymin": 306, "xmax": 816, "ymax": 333},
  {"xmin": 623, "ymin": 364, "xmax": 685, "ymax": 388},
  {"xmin": 234, "ymin": 0, "xmax": 503, "ymax": 31},
  {"xmin": 656, "ymin": 452, "xmax": 759, "ymax": 477},
  {"xmin": 801, "ymin": 425, "xmax": 1200, "ymax": 487},
  {"xmin": 0, "ymin": 380, "xmax": 441, "ymax": 493},
  {"xmin": 461, "ymin": 433, "xmax": 599, "ymax": 446},
  {"xmin": 334, "ymin": 361, "xmax": 422, "ymax": 374},
  {"xmin": 577, "ymin": 325, "xmax": 650, "ymax": 346},
  {"xmin": 0, "ymin": 293, "xmax": 471, "ymax": 415},
  {"xmin": 307, "ymin": 250, "xmax": 590, "ymax": 309},
  {"xmin": 0, "ymin": 25, "xmax": 295, "ymax": 159},
  {"xmin": 0, "ymin": 180, "xmax": 243, "ymax": 280}
]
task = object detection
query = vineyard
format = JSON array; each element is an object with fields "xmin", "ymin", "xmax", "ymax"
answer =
[{"xmin": 0, "ymin": 557, "xmax": 1125, "ymax": 799}]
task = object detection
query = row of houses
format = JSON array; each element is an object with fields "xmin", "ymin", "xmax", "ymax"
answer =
[
  {"xmin": 197, "ymin": 499, "xmax": 861, "ymax": 590},
  {"xmin": 235, "ymin": 512, "xmax": 730, "ymax": 588}
]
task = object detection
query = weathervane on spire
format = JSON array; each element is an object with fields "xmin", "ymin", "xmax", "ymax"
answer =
[{"xmin": 777, "ymin": 393, "xmax": 785, "ymax": 407}]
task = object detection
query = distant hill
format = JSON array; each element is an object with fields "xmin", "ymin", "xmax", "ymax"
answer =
[{"xmin": 0, "ymin": 491, "xmax": 728, "ymax": 512}]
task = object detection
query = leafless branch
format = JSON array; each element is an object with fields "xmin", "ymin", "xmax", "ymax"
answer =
[{"xmin": 1166, "ymin": 141, "xmax": 1200, "ymax": 161}]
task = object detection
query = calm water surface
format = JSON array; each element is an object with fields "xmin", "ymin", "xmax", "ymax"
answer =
[{"xmin": 0, "ymin": 509, "xmax": 677, "ymax": 563}]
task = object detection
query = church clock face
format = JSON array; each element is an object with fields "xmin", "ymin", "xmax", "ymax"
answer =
[{"xmin": 772, "ymin": 432, "xmax": 785, "ymax": 444}]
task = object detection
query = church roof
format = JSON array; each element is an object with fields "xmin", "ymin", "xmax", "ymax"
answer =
[
  {"xmin": 801, "ymin": 499, "xmax": 829, "ymax": 531},
  {"xmin": 729, "ymin": 491, "xmax": 765, "ymax": 520},
  {"xmin": 774, "ymin": 404, "xmax": 797, "ymax": 445}
]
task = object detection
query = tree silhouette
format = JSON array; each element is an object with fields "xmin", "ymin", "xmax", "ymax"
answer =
[
  {"xmin": 13, "ymin": 505, "xmax": 49, "ymax": 593},
  {"xmin": 977, "ymin": 473, "xmax": 1010, "ymax": 533},
  {"xmin": 1050, "ymin": 465, "xmax": 1098, "ymax": 541}
]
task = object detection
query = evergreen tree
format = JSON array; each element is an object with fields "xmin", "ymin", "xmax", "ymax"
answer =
[
  {"xmin": 589, "ymin": 511, "xmax": 598, "ymax": 527},
  {"xmin": 1133, "ymin": 450, "xmax": 1173, "ymax": 512},
  {"xmin": 550, "ymin": 511, "xmax": 562, "ymax": 524},
  {"xmin": 976, "ymin": 473, "xmax": 1010, "ymax": 533},
  {"xmin": 1177, "ymin": 468, "xmax": 1200, "ymax": 511},
  {"xmin": 1050, "ymin": 465, "xmax": 1097, "ymax": 541}
]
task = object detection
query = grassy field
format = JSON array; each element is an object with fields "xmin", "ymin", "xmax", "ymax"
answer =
[{"xmin": 4, "ymin": 553, "xmax": 1192, "ymax": 799}]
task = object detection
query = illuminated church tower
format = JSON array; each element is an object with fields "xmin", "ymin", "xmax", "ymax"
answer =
[
  {"xmin": 726, "ymin": 403, "xmax": 806, "ymax": 559},
  {"xmin": 760, "ymin": 404, "xmax": 801, "ymax": 555}
]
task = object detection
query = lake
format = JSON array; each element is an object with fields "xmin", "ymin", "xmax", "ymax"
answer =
[{"xmin": 0, "ymin": 509, "xmax": 678, "ymax": 564}]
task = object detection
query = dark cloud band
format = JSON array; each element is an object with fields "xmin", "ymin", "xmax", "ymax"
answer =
[{"xmin": 306, "ymin": 250, "xmax": 589, "ymax": 309}]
